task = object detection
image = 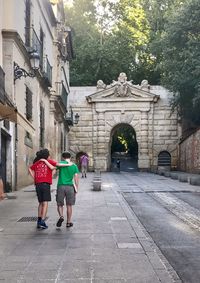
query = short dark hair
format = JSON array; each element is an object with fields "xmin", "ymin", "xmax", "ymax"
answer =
[
  {"xmin": 33, "ymin": 148, "xmax": 50, "ymax": 163},
  {"xmin": 41, "ymin": 149, "xmax": 50, "ymax": 159},
  {"xmin": 62, "ymin": 151, "xmax": 71, "ymax": 159}
]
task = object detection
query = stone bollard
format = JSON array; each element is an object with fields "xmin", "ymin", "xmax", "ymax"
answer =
[
  {"xmin": 170, "ymin": 172, "xmax": 179, "ymax": 180},
  {"xmin": 178, "ymin": 175, "xmax": 188, "ymax": 183},
  {"xmin": 93, "ymin": 176, "xmax": 101, "ymax": 181},
  {"xmin": 189, "ymin": 177, "xmax": 200, "ymax": 186},
  {"xmin": 93, "ymin": 180, "xmax": 101, "ymax": 191},
  {"xmin": 164, "ymin": 171, "xmax": 170, "ymax": 177}
]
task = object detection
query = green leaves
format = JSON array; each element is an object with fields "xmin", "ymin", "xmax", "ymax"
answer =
[
  {"xmin": 161, "ymin": 0, "xmax": 200, "ymax": 127},
  {"xmin": 65, "ymin": 0, "xmax": 200, "ymax": 129},
  {"xmin": 65, "ymin": 0, "xmax": 160, "ymax": 86}
]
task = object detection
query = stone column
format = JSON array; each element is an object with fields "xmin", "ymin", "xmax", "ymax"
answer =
[
  {"xmin": 138, "ymin": 111, "xmax": 150, "ymax": 170},
  {"xmin": 93, "ymin": 111, "xmax": 107, "ymax": 171}
]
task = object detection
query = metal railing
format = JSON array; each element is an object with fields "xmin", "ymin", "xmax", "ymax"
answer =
[
  {"xmin": 0, "ymin": 66, "xmax": 5, "ymax": 104},
  {"xmin": 43, "ymin": 56, "xmax": 52, "ymax": 87},
  {"xmin": 25, "ymin": 27, "xmax": 53, "ymax": 87},
  {"xmin": 61, "ymin": 82, "xmax": 68, "ymax": 109},
  {"xmin": 65, "ymin": 107, "xmax": 73, "ymax": 126},
  {"xmin": 25, "ymin": 26, "xmax": 42, "ymax": 57}
]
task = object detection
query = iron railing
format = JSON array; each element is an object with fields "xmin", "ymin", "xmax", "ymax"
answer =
[
  {"xmin": 61, "ymin": 82, "xmax": 68, "ymax": 109},
  {"xmin": 25, "ymin": 26, "xmax": 42, "ymax": 58},
  {"xmin": 65, "ymin": 107, "xmax": 73, "ymax": 126},
  {"xmin": 43, "ymin": 56, "xmax": 52, "ymax": 87},
  {"xmin": 25, "ymin": 27, "xmax": 53, "ymax": 87},
  {"xmin": 0, "ymin": 66, "xmax": 5, "ymax": 103}
]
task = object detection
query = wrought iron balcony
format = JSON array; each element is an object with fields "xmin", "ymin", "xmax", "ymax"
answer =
[
  {"xmin": 0, "ymin": 66, "xmax": 5, "ymax": 104},
  {"xmin": 61, "ymin": 82, "xmax": 68, "ymax": 109},
  {"xmin": 43, "ymin": 56, "xmax": 52, "ymax": 87},
  {"xmin": 25, "ymin": 26, "xmax": 42, "ymax": 59},
  {"xmin": 65, "ymin": 107, "xmax": 79, "ymax": 126}
]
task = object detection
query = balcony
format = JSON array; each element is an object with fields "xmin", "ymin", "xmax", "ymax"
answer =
[
  {"xmin": 61, "ymin": 82, "xmax": 68, "ymax": 109},
  {"xmin": 42, "ymin": 56, "xmax": 52, "ymax": 87},
  {"xmin": 57, "ymin": 29, "xmax": 74, "ymax": 62},
  {"xmin": 25, "ymin": 27, "xmax": 42, "ymax": 59},
  {"xmin": 0, "ymin": 66, "xmax": 5, "ymax": 104},
  {"xmin": 65, "ymin": 107, "xmax": 80, "ymax": 126},
  {"xmin": 65, "ymin": 107, "xmax": 73, "ymax": 126}
]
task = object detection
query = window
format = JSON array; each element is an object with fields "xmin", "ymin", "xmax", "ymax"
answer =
[
  {"xmin": 25, "ymin": 0, "xmax": 31, "ymax": 47},
  {"xmin": 40, "ymin": 104, "xmax": 45, "ymax": 148},
  {"xmin": 24, "ymin": 131, "xmax": 33, "ymax": 148},
  {"xmin": 25, "ymin": 86, "xmax": 32, "ymax": 121},
  {"xmin": 3, "ymin": 120, "xmax": 10, "ymax": 130}
]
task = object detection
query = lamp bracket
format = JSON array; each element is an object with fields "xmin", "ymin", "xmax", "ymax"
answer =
[{"xmin": 14, "ymin": 62, "xmax": 35, "ymax": 82}]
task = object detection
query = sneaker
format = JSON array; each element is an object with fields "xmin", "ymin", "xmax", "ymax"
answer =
[
  {"xmin": 56, "ymin": 217, "xmax": 64, "ymax": 228},
  {"xmin": 37, "ymin": 220, "xmax": 41, "ymax": 229},
  {"xmin": 39, "ymin": 220, "xmax": 48, "ymax": 229}
]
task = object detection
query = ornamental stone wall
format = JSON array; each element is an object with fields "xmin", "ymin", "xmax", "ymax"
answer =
[{"xmin": 69, "ymin": 74, "xmax": 180, "ymax": 172}]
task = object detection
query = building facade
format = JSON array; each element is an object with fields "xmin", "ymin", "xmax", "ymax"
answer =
[
  {"xmin": 68, "ymin": 73, "xmax": 181, "ymax": 172},
  {"xmin": 0, "ymin": 0, "xmax": 73, "ymax": 191}
]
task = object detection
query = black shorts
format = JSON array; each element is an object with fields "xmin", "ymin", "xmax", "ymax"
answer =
[{"xmin": 35, "ymin": 183, "xmax": 51, "ymax": 203}]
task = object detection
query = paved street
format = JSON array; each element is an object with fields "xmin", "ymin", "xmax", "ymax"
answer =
[{"xmin": 1, "ymin": 171, "xmax": 198, "ymax": 282}]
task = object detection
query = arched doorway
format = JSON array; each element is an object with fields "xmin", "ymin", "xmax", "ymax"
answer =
[
  {"xmin": 158, "ymin": 151, "xmax": 171, "ymax": 171},
  {"xmin": 110, "ymin": 123, "xmax": 138, "ymax": 172}
]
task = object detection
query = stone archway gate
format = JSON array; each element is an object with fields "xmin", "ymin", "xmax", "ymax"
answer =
[{"xmin": 68, "ymin": 73, "xmax": 180, "ymax": 172}]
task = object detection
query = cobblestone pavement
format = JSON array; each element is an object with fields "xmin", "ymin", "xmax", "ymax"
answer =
[{"xmin": 0, "ymin": 172, "xmax": 182, "ymax": 283}]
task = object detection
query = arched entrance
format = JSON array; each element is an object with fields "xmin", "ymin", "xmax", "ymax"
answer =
[
  {"xmin": 110, "ymin": 123, "xmax": 138, "ymax": 172},
  {"xmin": 158, "ymin": 151, "xmax": 171, "ymax": 171}
]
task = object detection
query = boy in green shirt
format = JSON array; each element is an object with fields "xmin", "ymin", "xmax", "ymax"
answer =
[{"xmin": 56, "ymin": 152, "xmax": 79, "ymax": 228}]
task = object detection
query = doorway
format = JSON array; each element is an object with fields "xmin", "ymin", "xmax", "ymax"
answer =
[
  {"xmin": 1, "ymin": 132, "xmax": 7, "ymax": 192},
  {"xmin": 110, "ymin": 123, "xmax": 138, "ymax": 172}
]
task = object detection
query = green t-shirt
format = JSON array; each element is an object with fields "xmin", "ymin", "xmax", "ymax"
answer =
[{"xmin": 57, "ymin": 161, "xmax": 79, "ymax": 186}]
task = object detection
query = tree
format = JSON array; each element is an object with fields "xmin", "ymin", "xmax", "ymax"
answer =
[
  {"xmin": 160, "ymin": 0, "xmax": 200, "ymax": 130},
  {"xmin": 65, "ymin": 0, "xmax": 161, "ymax": 86}
]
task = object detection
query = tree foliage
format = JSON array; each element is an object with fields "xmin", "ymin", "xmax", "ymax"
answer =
[
  {"xmin": 65, "ymin": 0, "xmax": 200, "ymax": 128},
  {"xmin": 160, "ymin": 0, "xmax": 200, "ymax": 128},
  {"xmin": 111, "ymin": 125, "xmax": 138, "ymax": 156},
  {"xmin": 65, "ymin": 0, "xmax": 160, "ymax": 85}
]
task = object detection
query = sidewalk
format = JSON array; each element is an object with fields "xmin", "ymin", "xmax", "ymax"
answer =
[{"xmin": 0, "ymin": 172, "xmax": 181, "ymax": 283}]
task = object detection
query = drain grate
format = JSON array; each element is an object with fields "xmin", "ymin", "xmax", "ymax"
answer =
[{"xmin": 17, "ymin": 216, "xmax": 48, "ymax": 222}]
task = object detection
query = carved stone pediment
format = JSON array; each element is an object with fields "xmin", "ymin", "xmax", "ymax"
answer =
[{"xmin": 87, "ymin": 73, "xmax": 159, "ymax": 103}]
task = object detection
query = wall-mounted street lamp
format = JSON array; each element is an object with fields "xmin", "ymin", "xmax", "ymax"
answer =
[{"xmin": 14, "ymin": 51, "xmax": 40, "ymax": 82}]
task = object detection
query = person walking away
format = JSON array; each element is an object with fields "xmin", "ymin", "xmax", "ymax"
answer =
[
  {"xmin": 29, "ymin": 149, "xmax": 58, "ymax": 229},
  {"xmin": 80, "ymin": 154, "xmax": 89, "ymax": 178},
  {"xmin": 116, "ymin": 158, "xmax": 121, "ymax": 172},
  {"xmin": 56, "ymin": 151, "xmax": 79, "ymax": 228}
]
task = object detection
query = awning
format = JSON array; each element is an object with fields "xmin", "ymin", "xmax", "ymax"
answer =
[
  {"xmin": 0, "ymin": 103, "xmax": 18, "ymax": 123},
  {"xmin": 0, "ymin": 103, "xmax": 35, "ymax": 135}
]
